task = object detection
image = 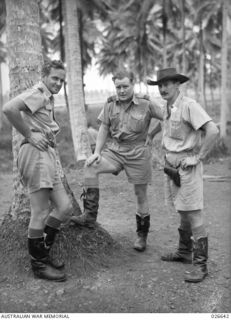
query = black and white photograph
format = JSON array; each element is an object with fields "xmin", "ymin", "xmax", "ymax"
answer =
[{"xmin": 0, "ymin": 0, "xmax": 230, "ymax": 317}]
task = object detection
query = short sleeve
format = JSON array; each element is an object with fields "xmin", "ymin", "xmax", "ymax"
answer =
[
  {"xmin": 149, "ymin": 99, "xmax": 164, "ymax": 120},
  {"xmin": 18, "ymin": 88, "xmax": 45, "ymax": 114},
  {"xmin": 183, "ymin": 101, "xmax": 212, "ymax": 130},
  {"xmin": 97, "ymin": 102, "xmax": 110, "ymax": 126}
]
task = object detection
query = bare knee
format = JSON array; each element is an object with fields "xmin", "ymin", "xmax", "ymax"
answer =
[
  {"xmin": 134, "ymin": 185, "xmax": 148, "ymax": 206},
  {"xmin": 30, "ymin": 207, "xmax": 50, "ymax": 229},
  {"xmin": 56, "ymin": 200, "xmax": 73, "ymax": 222},
  {"xmin": 179, "ymin": 210, "xmax": 204, "ymax": 228}
]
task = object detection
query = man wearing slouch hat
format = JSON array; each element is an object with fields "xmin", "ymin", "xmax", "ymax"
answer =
[{"xmin": 147, "ymin": 67, "xmax": 219, "ymax": 283}]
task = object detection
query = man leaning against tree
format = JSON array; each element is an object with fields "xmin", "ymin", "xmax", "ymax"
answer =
[{"xmin": 3, "ymin": 59, "xmax": 73, "ymax": 282}]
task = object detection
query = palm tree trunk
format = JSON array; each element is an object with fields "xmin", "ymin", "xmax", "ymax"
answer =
[
  {"xmin": 180, "ymin": 0, "xmax": 187, "ymax": 94},
  {"xmin": 162, "ymin": 0, "xmax": 167, "ymax": 67},
  {"xmin": 209, "ymin": 58, "xmax": 215, "ymax": 112},
  {"xmin": 58, "ymin": 0, "xmax": 69, "ymax": 110},
  {"xmin": 62, "ymin": 0, "xmax": 91, "ymax": 166},
  {"xmin": 180, "ymin": 0, "xmax": 186, "ymax": 74},
  {"xmin": 198, "ymin": 22, "xmax": 207, "ymax": 110},
  {"xmin": 0, "ymin": 63, "xmax": 3, "ymax": 131},
  {"xmin": 220, "ymin": 0, "xmax": 228, "ymax": 139},
  {"xmin": 5, "ymin": 0, "xmax": 43, "ymax": 218}
]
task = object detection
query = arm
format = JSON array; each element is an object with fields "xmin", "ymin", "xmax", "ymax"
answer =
[
  {"xmin": 145, "ymin": 121, "xmax": 162, "ymax": 146},
  {"xmin": 150, "ymin": 99, "xmax": 164, "ymax": 121},
  {"xmin": 181, "ymin": 121, "xmax": 219, "ymax": 169},
  {"xmin": 149, "ymin": 121, "xmax": 162, "ymax": 140},
  {"xmin": 3, "ymin": 97, "xmax": 33, "ymax": 138},
  {"xmin": 85, "ymin": 123, "xmax": 109, "ymax": 166},
  {"xmin": 198, "ymin": 121, "xmax": 219, "ymax": 160},
  {"xmin": 3, "ymin": 97, "xmax": 49, "ymax": 151}
]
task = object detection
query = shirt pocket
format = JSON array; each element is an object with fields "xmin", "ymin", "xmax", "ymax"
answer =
[
  {"xmin": 128, "ymin": 113, "xmax": 147, "ymax": 133},
  {"xmin": 109, "ymin": 112, "xmax": 120, "ymax": 132},
  {"xmin": 37, "ymin": 107, "xmax": 51, "ymax": 122},
  {"xmin": 169, "ymin": 119, "xmax": 184, "ymax": 140}
]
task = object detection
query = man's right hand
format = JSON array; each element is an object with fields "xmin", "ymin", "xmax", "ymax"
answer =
[
  {"xmin": 28, "ymin": 131, "xmax": 49, "ymax": 151},
  {"xmin": 86, "ymin": 153, "xmax": 101, "ymax": 166}
]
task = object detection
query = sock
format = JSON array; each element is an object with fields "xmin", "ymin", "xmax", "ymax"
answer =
[
  {"xmin": 136, "ymin": 212, "xmax": 149, "ymax": 219},
  {"xmin": 192, "ymin": 225, "xmax": 207, "ymax": 240},
  {"xmin": 180, "ymin": 220, "xmax": 191, "ymax": 232},
  {"xmin": 44, "ymin": 216, "xmax": 62, "ymax": 248},
  {"xmin": 84, "ymin": 177, "xmax": 99, "ymax": 189},
  {"xmin": 45, "ymin": 216, "xmax": 62, "ymax": 230},
  {"xmin": 28, "ymin": 228, "xmax": 44, "ymax": 239}
]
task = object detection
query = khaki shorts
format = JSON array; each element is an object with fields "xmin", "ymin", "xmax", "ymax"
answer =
[
  {"xmin": 164, "ymin": 152, "xmax": 203, "ymax": 211},
  {"xmin": 102, "ymin": 143, "xmax": 152, "ymax": 185},
  {"xmin": 17, "ymin": 144, "xmax": 64, "ymax": 194}
]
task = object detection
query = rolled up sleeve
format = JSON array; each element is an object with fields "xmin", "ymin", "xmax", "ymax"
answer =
[
  {"xmin": 149, "ymin": 100, "xmax": 164, "ymax": 120},
  {"xmin": 183, "ymin": 101, "xmax": 212, "ymax": 130},
  {"xmin": 97, "ymin": 102, "xmax": 110, "ymax": 126}
]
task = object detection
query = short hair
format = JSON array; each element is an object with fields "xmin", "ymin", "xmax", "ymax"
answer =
[
  {"xmin": 112, "ymin": 69, "xmax": 134, "ymax": 83},
  {"xmin": 41, "ymin": 59, "xmax": 65, "ymax": 77}
]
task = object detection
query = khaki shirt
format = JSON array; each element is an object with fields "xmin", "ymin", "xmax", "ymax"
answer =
[
  {"xmin": 162, "ymin": 92, "xmax": 211, "ymax": 153},
  {"xmin": 18, "ymin": 81, "xmax": 60, "ymax": 144},
  {"xmin": 98, "ymin": 94, "xmax": 163, "ymax": 145}
]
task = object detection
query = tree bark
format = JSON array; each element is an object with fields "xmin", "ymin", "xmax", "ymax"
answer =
[
  {"xmin": 198, "ymin": 22, "xmax": 207, "ymax": 110},
  {"xmin": 0, "ymin": 63, "xmax": 3, "ymax": 131},
  {"xmin": 162, "ymin": 0, "xmax": 167, "ymax": 68},
  {"xmin": 180, "ymin": 0, "xmax": 186, "ymax": 74},
  {"xmin": 6, "ymin": 0, "xmax": 43, "ymax": 218},
  {"xmin": 220, "ymin": 0, "xmax": 228, "ymax": 139},
  {"xmin": 62, "ymin": 0, "xmax": 92, "ymax": 165},
  {"xmin": 58, "ymin": 0, "xmax": 69, "ymax": 110}
]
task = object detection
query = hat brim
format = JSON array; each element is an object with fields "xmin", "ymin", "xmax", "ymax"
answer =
[{"xmin": 147, "ymin": 74, "xmax": 189, "ymax": 86}]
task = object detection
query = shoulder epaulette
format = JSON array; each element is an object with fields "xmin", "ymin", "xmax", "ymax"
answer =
[
  {"xmin": 107, "ymin": 95, "xmax": 117, "ymax": 103},
  {"xmin": 37, "ymin": 87, "xmax": 44, "ymax": 93},
  {"xmin": 136, "ymin": 94, "xmax": 150, "ymax": 101}
]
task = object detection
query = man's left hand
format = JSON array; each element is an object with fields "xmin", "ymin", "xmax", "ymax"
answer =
[{"xmin": 181, "ymin": 155, "xmax": 200, "ymax": 169}]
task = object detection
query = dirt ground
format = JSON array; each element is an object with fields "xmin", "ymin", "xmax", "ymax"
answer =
[{"xmin": 0, "ymin": 148, "xmax": 230, "ymax": 314}]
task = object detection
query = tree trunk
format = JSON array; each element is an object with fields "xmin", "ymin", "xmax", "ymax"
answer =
[
  {"xmin": 180, "ymin": 0, "xmax": 187, "ymax": 94},
  {"xmin": 58, "ymin": 0, "xmax": 69, "ymax": 110},
  {"xmin": 162, "ymin": 0, "xmax": 167, "ymax": 67},
  {"xmin": 0, "ymin": 63, "xmax": 3, "ymax": 131},
  {"xmin": 220, "ymin": 0, "xmax": 228, "ymax": 139},
  {"xmin": 209, "ymin": 58, "xmax": 215, "ymax": 112},
  {"xmin": 198, "ymin": 23, "xmax": 207, "ymax": 110},
  {"xmin": 62, "ymin": 0, "xmax": 91, "ymax": 166},
  {"xmin": 180, "ymin": 0, "xmax": 186, "ymax": 74},
  {"xmin": 5, "ymin": 0, "xmax": 43, "ymax": 218}
]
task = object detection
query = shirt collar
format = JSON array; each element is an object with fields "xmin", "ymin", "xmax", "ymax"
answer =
[
  {"xmin": 36, "ymin": 81, "xmax": 53, "ymax": 100},
  {"xmin": 172, "ymin": 91, "xmax": 183, "ymax": 109},
  {"xmin": 115, "ymin": 94, "xmax": 138, "ymax": 106}
]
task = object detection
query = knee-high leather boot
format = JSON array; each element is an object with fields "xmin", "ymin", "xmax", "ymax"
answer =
[
  {"xmin": 28, "ymin": 237, "xmax": 66, "ymax": 282},
  {"xmin": 161, "ymin": 228, "xmax": 193, "ymax": 264},
  {"xmin": 184, "ymin": 236, "xmax": 208, "ymax": 283},
  {"xmin": 71, "ymin": 188, "xmax": 99, "ymax": 227},
  {"xmin": 133, "ymin": 215, "xmax": 150, "ymax": 252},
  {"xmin": 44, "ymin": 225, "xmax": 65, "ymax": 269}
]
